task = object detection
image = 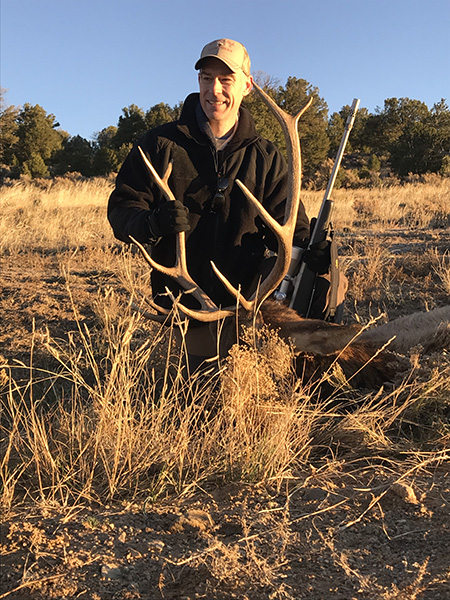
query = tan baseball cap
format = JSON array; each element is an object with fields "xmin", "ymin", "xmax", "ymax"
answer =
[{"xmin": 195, "ymin": 39, "xmax": 251, "ymax": 76}]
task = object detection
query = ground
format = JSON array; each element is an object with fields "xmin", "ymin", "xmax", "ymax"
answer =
[
  {"xmin": 1, "ymin": 468, "xmax": 449, "ymax": 599},
  {"xmin": 0, "ymin": 226, "xmax": 449, "ymax": 599}
]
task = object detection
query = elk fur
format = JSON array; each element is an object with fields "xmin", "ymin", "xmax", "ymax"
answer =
[
  {"xmin": 256, "ymin": 301, "xmax": 450, "ymax": 388},
  {"xmin": 259, "ymin": 300, "xmax": 361, "ymax": 355},
  {"xmin": 359, "ymin": 305, "xmax": 450, "ymax": 353},
  {"xmin": 260, "ymin": 301, "xmax": 450, "ymax": 356}
]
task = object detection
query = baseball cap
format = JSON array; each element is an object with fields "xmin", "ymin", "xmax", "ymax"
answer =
[{"xmin": 195, "ymin": 39, "xmax": 251, "ymax": 76}]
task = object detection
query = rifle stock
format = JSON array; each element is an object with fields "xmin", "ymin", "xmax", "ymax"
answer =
[{"xmin": 289, "ymin": 98, "xmax": 360, "ymax": 318}]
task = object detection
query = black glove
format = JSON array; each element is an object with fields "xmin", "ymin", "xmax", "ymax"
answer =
[
  {"xmin": 302, "ymin": 218, "xmax": 331, "ymax": 275},
  {"xmin": 147, "ymin": 200, "xmax": 190, "ymax": 238}
]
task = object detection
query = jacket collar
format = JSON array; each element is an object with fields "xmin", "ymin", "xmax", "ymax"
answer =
[{"xmin": 177, "ymin": 93, "xmax": 259, "ymax": 150}]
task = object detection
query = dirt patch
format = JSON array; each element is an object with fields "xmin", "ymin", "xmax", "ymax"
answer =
[{"xmin": 1, "ymin": 467, "xmax": 449, "ymax": 599}]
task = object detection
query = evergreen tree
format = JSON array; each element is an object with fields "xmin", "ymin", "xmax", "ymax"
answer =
[
  {"xmin": 363, "ymin": 97, "xmax": 429, "ymax": 156},
  {"xmin": 95, "ymin": 125, "xmax": 118, "ymax": 149},
  {"xmin": 145, "ymin": 102, "xmax": 182, "ymax": 129},
  {"xmin": 13, "ymin": 103, "xmax": 67, "ymax": 177},
  {"xmin": 53, "ymin": 135, "xmax": 94, "ymax": 176},
  {"xmin": 389, "ymin": 102, "xmax": 450, "ymax": 175},
  {"xmin": 326, "ymin": 112, "xmax": 344, "ymax": 157},
  {"xmin": 244, "ymin": 75, "xmax": 329, "ymax": 180},
  {"xmin": 0, "ymin": 89, "xmax": 19, "ymax": 167},
  {"xmin": 243, "ymin": 73, "xmax": 283, "ymax": 147},
  {"xmin": 363, "ymin": 97, "xmax": 450, "ymax": 176},
  {"xmin": 92, "ymin": 126, "xmax": 120, "ymax": 175},
  {"xmin": 113, "ymin": 104, "xmax": 147, "ymax": 148}
]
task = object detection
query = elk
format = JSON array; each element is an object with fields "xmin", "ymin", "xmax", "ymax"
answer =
[{"xmin": 130, "ymin": 82, "xmax": 450, "ymax": 385}]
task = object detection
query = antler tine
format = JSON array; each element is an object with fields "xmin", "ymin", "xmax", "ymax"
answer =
[
  {"xmin": 132, "ymin": 147, "xmax": 235, "ymax": 321},
  {"xmin": 129, "ymin": 234, "xmax": 235, "ymax": 321},
  {"xmin": 210, "ymin": 82, "xmax": 313, "ymax": 310}
]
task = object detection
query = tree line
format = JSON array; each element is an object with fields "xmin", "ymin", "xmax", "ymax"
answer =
[{"xmin": 1, "ymin": 77, "xmax": 449, "ymax": 186}]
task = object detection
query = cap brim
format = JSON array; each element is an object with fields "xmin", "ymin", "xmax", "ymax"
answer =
[{"xmin": 194, "ymin": 55, "xmax": 239, "ymax": 73}]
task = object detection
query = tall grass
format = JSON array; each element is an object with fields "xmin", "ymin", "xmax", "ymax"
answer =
[
  {"xmin": 4, "ymin": 288, "xmax": 446, "ymax": 511},
  {"xmin": 1, "ymin": 173, "xmax": 450, "ymax": 254},
  {"xmin": 0, "ymin": 174, "xmax": 116, "ymax": 253},
  {"xmin": 1, "ymin": 174, "xmax": 449, "ymax": 511}
]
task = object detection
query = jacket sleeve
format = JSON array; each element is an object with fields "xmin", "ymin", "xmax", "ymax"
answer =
[{"xmin": 107, "ymin": 133, "xmax": 164, "ymax": 244}]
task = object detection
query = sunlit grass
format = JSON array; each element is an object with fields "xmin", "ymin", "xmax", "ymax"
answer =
[{"xmin": 0, "ymin": 174, "xmax": 449, "ymax": 513}]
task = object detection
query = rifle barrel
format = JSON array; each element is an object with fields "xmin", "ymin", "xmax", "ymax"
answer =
[{"xmin": 312, "ymin": 98, "xmax": 360, "ymax": 244}]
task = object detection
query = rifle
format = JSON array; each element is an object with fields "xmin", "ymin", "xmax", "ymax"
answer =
[{"xmin": 280, "ymin": 98, "xmax": 360, "ymax": 318}]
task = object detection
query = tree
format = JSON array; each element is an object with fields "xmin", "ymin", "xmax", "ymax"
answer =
[
  {"xmin": 113, "ymin": 104, "xmax": 147, "ymax": 148},
  {"xmin": 243, "ymin": 73, "xmax": 283, "ymax": 147},
  {"xmin": 21, "ymin": 153, "xmax": 49, "ymax": 178},
  {"xmin": 13, "ymin": 103, "xmax": 67, "ymax": 177},
  {"xmin": 145, "ymin": 102, "xmax": 182, "ymax": 129},
  {"xmin": 428, "ymin": 99, "xmax": 450, "ymax": 172},
  {"xmin": 53, "ymin": 135, "xmax": 94, "ymax": 176},
  {"xmin": 389, "ymin": 105, "xmax": 450, "ymax": 176},
  {"xmin": 326, "ymin": 111, "xmax": 345, "ymax": 157},
  {"xmin": 91, "ymin": 125, "xmax": 120, "ymax": 175},
  {"xmin": 280, "ymin": 77, "xmax": 329, "ymax": 178},
  {"xmin": 94, "ymin": 125, "xmax": 118, "ymax": 149},
  {"xmin": 363, "ymin": 97, "xmax": 429, "ymax": 156},
  {"xmin": 244, "ymin": 75, "xmax": 329, "ymax": 180},
  {"xmin": 0, "ymin": 89, "xmax": 19, "ymax": 167},
  {"xmin": 91, "ymin": 102, "xmax": 183, "ymax": 175},
  {"xmin": 330, "ymin": 105, "xmax": 369, "ymax": 155},
  {"xmin": 362, "ymin": 97, "xmax": 450, "ymax": 176}
]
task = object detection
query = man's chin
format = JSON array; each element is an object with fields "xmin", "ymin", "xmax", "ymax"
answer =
[{"xmin": 210, "ymin": 112, "xmax": 226, "ymax": 122}]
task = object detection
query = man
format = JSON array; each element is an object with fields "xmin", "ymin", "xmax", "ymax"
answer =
[{"xmin": 108, "ymin": 39, "xmax": 331, "ymax": 370}]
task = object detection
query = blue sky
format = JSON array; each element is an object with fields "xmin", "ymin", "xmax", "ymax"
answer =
[{"xmin": 1, "ymin": 0, "xmax": 449, "ymax": 140}]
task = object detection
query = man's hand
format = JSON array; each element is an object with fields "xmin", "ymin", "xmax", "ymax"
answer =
[
  {"xmin": 301, "ymin": 218, "xmax": 331, "ymax": 275},
  {"xmin": 147, "ymin": 200, "xmax": 190, "ymax": 238}
]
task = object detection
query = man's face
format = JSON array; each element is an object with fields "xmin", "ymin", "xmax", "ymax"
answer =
[{"xmin": 198, "ymin": 58, "xmax": 253, "ymax": 135}]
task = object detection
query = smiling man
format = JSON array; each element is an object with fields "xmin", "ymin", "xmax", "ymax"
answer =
[
  {"xmin": 107, "ymin": 39, "xmax": 325, "ymax": 371},
  {"xmin": 196, "ymin": 39, "xmax": 253, "ymax": 138}
]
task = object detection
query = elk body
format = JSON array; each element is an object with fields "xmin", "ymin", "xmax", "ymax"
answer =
[{"xmin": 131, "ymin": 82, "xmax": 450, "ymax": 387}]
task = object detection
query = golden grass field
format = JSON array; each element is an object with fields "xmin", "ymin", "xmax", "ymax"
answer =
[{"xmin": 0, "ymin": 174, "xmax": 449, "ymax": 599}]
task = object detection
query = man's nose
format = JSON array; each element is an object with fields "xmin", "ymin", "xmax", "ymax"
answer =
[{"xmin": 212, "ymin": 78, "xmax": 223, "ymax": 95}]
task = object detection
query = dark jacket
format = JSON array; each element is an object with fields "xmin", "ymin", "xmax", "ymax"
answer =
[{"xmin": 108, "ymin": 93, "xmax": 310, "ymax": 309}]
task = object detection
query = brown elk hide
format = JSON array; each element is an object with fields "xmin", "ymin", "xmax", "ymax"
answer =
[
  {"xmin": 260, "ymin": 300, "xmax": 361, "ymax": 355},
  {"xmin": 359, "ymin": 305, "xmax": 450, "ymax": 353}
]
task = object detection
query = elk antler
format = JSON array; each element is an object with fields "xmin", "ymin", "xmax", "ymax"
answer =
[
  {"xmin": 132, "ymin": 83, "xmax": 312, "ymax": 321},
  {"xmin": 130, "ymin": 148, "xmax": 236, "ymax": 321},
  {"xmin": 211, "ymin": 82, "xmax": 312, "ymax": 311}
]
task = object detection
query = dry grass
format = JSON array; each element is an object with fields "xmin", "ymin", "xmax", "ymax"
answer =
[
  {"xmin": 0, "ymin": 174, "xmax": 449, "ymax": 598},
  {"xmin": 431, "ymin": 248, "xmax": 450, "ymax": 294},
  {"xmin": 0, "ymin": 174, "xmax": 116, "ymax": 253},
  {"xmin": 1, "ymin": 174, "xmax": 449, "ymax": 509},
  {"xmin": 302, "ymin": 173, "xmax": 450, "ymax": 231},
  {"xmin": 1, "ymin": 173, "xmax": 449, "ymax": 254}
]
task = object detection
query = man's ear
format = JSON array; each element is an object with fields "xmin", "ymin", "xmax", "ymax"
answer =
[{"xmin": 243, "ymin": 75, "xmax": 253, "ymax": 97}]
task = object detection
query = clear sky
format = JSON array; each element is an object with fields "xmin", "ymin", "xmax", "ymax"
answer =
[{"xmin": 1, "ymin": 0, "xmax": 449, "ymax": 140}]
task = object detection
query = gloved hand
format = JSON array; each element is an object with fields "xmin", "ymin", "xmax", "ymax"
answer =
[
  {"xmin": 147, "ymin": 200, "xmax": 190, "ymax": 238},
  {"xmin": 301, "ymin": 218, "xmax": 331, "ymax": 275}
]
